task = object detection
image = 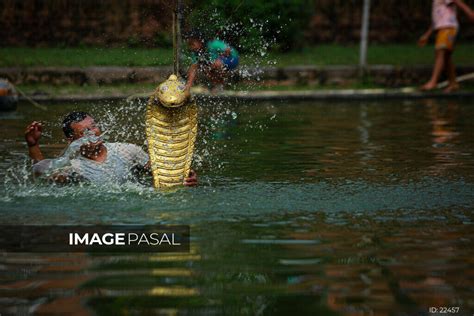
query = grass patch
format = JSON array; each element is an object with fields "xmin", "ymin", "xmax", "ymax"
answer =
[
  {"xmin": 259, "ymin": 44, "xmax": 474, "ymax": 67},
  {"xmin": 2, "ymin": 43, "xmax": 474, "ymax": 68},
  {"xmin": 17, "ymin": 83, "xmax": 158, "ymax": 97},
  {"xmin": 0, "ymin": 47, "xmax": 174, "ymax": 67}
]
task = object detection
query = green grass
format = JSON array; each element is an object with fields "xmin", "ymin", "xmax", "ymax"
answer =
[
  {"xmin": 0, "ymin": 47, "xmax": 174, "ymax": 67},
  {"xmin": 2, "ymin": 43, "xmax": 474, "ymax": 68},
  {"xmin": 258, "ymin": 44, "xmax": 474, "ymax": 67},
  {"xmin": 18, "ymin": 83, "xmax": 157, "ymax": 96}
]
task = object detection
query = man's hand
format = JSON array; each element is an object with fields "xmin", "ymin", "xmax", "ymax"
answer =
[
  {"xmin": 25, "ymin": 121, "xmax": 42, "ymax": 147},
  {"xmin": 184, "ymin": 170, "xmax": 198, "ymax": 187},
  {"xmin": 184, "ymin": 87, "xmax": 191, "ymax": 101},
  {"xmin": 418, "ymin": 27, "xmax": 432, "ymax": 47},
  {"xmin": 418, "ymin": 34, "xmax": 429, "ymax": 47},
  {"xmin": 25, "ymin": 121, "xmax": 44, "ymax": 162},
  {"xmin": 453, "ymin": 0, "xmax": 474, "ymax": 21}
]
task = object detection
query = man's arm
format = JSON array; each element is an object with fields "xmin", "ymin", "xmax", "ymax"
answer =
[
  {"xmin": 453, "ymin": 0, "xmax": 474, "ymax": 21},
  {"xmin": 25, "ymin": 121, "xmax": 44, "ymax": 162},
  {"xmin": 184, "ymin": 63, "xmax": 199, "ymax": 98},
  {"xmin": 418, "ymin": 26, "xmax": 433, "ymax": 47},
  {"xmin": 31, "ymin": 158, "xmax": 82, "ymax": 184}
]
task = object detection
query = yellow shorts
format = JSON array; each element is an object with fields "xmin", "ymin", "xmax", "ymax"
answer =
[{"xmin": 435, "ymin": 28, "xmax": 457, "ymax": 51}]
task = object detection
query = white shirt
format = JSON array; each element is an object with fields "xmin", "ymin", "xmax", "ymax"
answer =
[
  {"xmin": 34, "ymin": 142, "xmax": 149, "ymax": 184},
  {"xmin": 432, "ymin": 0, "xmax": 458, "ymax": 30}
]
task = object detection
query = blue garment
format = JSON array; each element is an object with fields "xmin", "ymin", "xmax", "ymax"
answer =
[
  {"xmin": 218, "ymin": 55, "xmax": 239, "ymax": 70},
  {"xmin": 190, "ymin": 39, "xmax": 239, "ymax": 70}
]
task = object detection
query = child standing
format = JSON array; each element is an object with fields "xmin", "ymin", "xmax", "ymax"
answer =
[{"xmin": 419, "ymin": 0, "xmax": 459, "ymax": 92}]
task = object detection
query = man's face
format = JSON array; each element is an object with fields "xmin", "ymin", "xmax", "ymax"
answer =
[
  {"xmin": 188, "ymin": 38, "xmax": 203, "ymax": 52},
  {"xmin": 69, "ymin": 116, "xmax": 103, "ymax": 154},
  {"xmin": 70, "ymin": 116, "xmax": 101, "ymax": 140}
]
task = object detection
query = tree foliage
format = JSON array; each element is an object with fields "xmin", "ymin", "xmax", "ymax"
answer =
[{"xmin": 186, "ymin": 0, "xmax": 314, "ymax": 52}]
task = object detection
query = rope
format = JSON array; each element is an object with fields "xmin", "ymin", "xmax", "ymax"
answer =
[
  {"xmin": 14, "ymin": 85, "xmax": 48, "ymax": 111},
  {"xmin": 437, "ymin": 72, "xmax": 474, "ymax": 89}
]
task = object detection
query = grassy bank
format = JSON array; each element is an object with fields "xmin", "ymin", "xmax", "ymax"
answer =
[
  {"xmin": 2, "ymin": 44, "xmax": 474, "ymax": 68},
  {"xmin": 17, "ymin": 83, "xmax": 158, "ymax": 97}
]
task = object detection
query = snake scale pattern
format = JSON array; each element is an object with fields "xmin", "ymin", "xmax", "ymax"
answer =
[{"xmin": 145, "ymin": 75, "xmax": 198, "ymax": 188}]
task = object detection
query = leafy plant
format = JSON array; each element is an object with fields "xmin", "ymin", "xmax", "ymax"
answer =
[{"xmin": 186, "ymin": 0, "xmax": 313, "ymax": 52}]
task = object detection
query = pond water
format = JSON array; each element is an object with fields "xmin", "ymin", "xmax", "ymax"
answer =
[{"xmin": 0, "ymin": 98, "xmax": 473, "ymax": 315}]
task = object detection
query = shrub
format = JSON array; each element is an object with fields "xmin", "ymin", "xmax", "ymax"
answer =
[{"xmin": 187, "ymin": 0, "xmax": 313, "ymax": 52}]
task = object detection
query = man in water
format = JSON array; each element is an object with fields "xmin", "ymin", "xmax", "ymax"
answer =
[{"xmin": 25, "ymin": 111, "xmax": 197, "ymax": 186}]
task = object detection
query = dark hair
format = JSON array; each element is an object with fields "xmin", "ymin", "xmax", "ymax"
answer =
[{"xmin": 62, "ymin": 111, "xmax": 89, "ymax": 138}]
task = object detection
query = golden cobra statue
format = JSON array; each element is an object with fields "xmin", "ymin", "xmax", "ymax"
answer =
[{"xmin": 145, "ymin": 74, "xmax": 197, "ymax": 188}]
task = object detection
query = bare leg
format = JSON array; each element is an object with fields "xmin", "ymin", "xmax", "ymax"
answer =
[
  {"xmin": 443, "ymin": 50, "xmax": 459, "ymax": 92},
  {"xmin": 421, "ymin": 49, "xmax": 446, "ymax": 91},
  {"xmin": 207, "ymin": 59, "xmax": 226, "ymax": 93}
]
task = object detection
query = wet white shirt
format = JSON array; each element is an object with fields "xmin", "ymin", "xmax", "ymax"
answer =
[
  {"xmin": 33, "ymin": 142, "xmax": 149, "ymax": 184},
  {"xmin": 68, "ymin": 143, "xmax": 149, "ymax": 184}
]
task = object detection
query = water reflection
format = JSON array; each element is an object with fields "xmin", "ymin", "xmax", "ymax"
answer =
[
  {"xmin": 260, "ymin": 213, "xmax": 473, "ymax": 315},
  {"xmin": 425, "ymin": 99, "xmax": 464, "ymax": 177},
  {"xmin": 2, "ymin": 212, "xmax": 470, "ymax": 315}
]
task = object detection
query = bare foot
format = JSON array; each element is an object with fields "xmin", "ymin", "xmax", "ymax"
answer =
[
  {"xmin": 443, "ymin": 83, "xmax": 459, "ymax": 93},
  {"xmin": 420, "ymin": 82, "xmax": 437, "ymax": 91}
]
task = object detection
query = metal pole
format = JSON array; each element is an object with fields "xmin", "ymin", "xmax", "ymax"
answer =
[
  {"xmin": 176, "ymin": 0, "xmax": 182, "ymax": 75},
  {"xmin": 359, "ymin": 0, "xmax": 370, "ymax": 75},
  {"xmin": 173, "ymin": 0, "xmax": 182, "ymax": 75}
]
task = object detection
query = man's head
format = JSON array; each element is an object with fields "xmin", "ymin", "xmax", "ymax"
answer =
[
  {"xmin": 62, "ymin": 111, "xmax": 101, "ymax": 140},
  {"xmin": 184, "ymin": 29, "xmax": 204, "ymax": 52},
  {"xmin": 62, "ymin": 112, "xmax": 103, "ymax": 156}
]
